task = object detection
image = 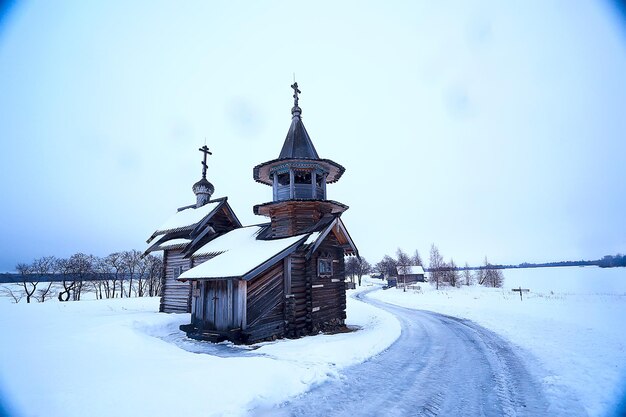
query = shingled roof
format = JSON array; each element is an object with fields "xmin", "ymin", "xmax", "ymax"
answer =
[{"xmin": 278, "ymin": 115, "xmax": 319, "ymax": 160}]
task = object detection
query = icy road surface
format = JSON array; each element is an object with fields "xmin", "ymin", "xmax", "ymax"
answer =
[{"xmin": 265, "ymin": 289, "xmax": 579, "ymax": 417}]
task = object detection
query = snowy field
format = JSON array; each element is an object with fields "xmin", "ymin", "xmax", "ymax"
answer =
[
  {"xmin": 369, "ymin": 266, "xmax": 626, "ymax": 416},
  {"xmin": 1, "ymin": 267, "xmax": 625, "ymax": 416},
  {"xmin": 0, "ymin": 286, "xmax": 400, "ymax": 417}
]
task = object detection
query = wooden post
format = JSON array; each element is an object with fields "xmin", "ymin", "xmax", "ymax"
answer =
[
  {"xmin": 289, "ymin": 169, "xmax": 295, "ymax": 199},
  {"xmin": 311, "ymin": 171, "xmax": 316, "ymax": 199},
  {"xmin": 511, "ymin": 287, "xmax": 530, "ymax": 301},
  {"xmin": 272, "ymin": 173, "xmax": 278, "ymax": 200}
]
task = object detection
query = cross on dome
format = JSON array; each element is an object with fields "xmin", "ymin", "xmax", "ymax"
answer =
[
  {"xmin": 291, "ymin": 82, "xmax": 301, "ymax": 107},
  {"xmin": 198, "ymin": 145, "xmax": 212, "ymax": 179}
]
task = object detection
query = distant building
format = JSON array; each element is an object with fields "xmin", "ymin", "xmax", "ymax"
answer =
[
  {"xmin": 144, "ymin": 83, "xmax": 358, "ymax": 343},
  {"xmin": 396, "ymin": 265, "xmax": 426, "ymax": 285}
]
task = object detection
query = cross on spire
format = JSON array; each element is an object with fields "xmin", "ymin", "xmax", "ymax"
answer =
[
  {"xmin": 291, "ymin": 82, "xmax": 301, "ymax": 108},
  {"xmin": 198, "ymin": 145, "xmax": 212, "ymax": 179}
]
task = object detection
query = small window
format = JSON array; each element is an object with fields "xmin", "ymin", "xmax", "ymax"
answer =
[
  {"xmin": 173, "ymin": 266, "xmax": 183, "ymax": 278},
  {"xmin": 294, "ymin": 170, "xmax": 311, "ymax": 184},
  {"xmin": 277, "ymin": 172, "xmax": 290, "ymax": 186},
  {"xmin": 318, "ymin": 258, "xmax": 333, "ymax": 276}
]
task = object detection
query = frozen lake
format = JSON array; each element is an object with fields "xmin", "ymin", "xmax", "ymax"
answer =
[{"xmin": 502, "ymin": 266, "xmax": 626, "ymax": 294}]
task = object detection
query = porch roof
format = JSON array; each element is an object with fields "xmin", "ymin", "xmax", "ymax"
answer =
[{"xmin": 179, "ymin": 226, "xmax": 318, "ymax": 281}]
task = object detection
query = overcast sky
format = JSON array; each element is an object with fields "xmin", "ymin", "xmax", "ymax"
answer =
[{"xmin": 1, "ymin": 1, "xmax": 625, "ymax": 272}]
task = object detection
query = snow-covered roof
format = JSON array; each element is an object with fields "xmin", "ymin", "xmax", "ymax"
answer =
[
  {"xmin": 153, "ymin": 201, "xmax": 221, "ymax": 235},
  {"xmin": 180, "ymin": 226, "xmax": 315, "ymax": 280},
  {"xmin": 396, "ymin": 265, "xmax": 425, "ymax": 275},
  {"xmin": 156, "ymin": 238, "xmax": 191, "ymax": 250}
]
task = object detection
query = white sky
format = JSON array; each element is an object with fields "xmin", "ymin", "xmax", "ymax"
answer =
[{"xmin": 1, "ymin": 1, "xmax": 625, "ymax": 271}]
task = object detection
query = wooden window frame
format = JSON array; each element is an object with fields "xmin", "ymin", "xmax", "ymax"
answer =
[
  {"xmin": 317, "ymin": 257, "xmax": 333, "ymax": 277},
  {"xmin": 173, "ymin": 265, "xmax": 183, "ymax": 278}
]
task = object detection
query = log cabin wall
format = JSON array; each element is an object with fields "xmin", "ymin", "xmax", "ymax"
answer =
[
  {"xmin": 268, "ymin": 201, "xmax": 330, "ymax": 238},
  {"xmin": 244, "ymin": 262, "xmax": 286, "ymax": 343},
  {"xmin": 286, "ymin": 251, "xmax": 312, "ymax": 337},
  {"xmin": 160, "ymin": 249, "xmax": 192, "ymax": 313},
  {"xmin": 307, "ymin": 233, "xmax": 347, "ymax": 332}
]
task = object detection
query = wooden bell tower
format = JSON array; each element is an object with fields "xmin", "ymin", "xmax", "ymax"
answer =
[{"xmin": 253, "ymin": 82, "xmax": 348, "ymax": 238}]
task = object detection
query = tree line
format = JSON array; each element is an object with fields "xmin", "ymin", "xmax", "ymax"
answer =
[
  {"xmin": 1, "ymin": 251, "xmax": 163, "ymax": 303},
  {"xmin": 373, "ymin": 245, "xmax": 504, "ymax": 289}
]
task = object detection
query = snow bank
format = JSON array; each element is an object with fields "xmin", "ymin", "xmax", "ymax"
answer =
[
  {"xmin": 368, "ymin": 268, "xmax": 626, "ymax": 417},
  {"xmin": 0, "ymin": 281, "xmax": 399, "ymax": 417}
]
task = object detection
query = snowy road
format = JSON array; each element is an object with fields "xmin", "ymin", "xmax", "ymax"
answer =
[{"xmin": 261, "ymin": 289, "xmax": 565, "ymax": 417}]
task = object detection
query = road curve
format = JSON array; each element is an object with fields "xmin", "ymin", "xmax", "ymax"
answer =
[{"xmin": 262, "ymin": 289, "xmax": 563, "ymax": 417}]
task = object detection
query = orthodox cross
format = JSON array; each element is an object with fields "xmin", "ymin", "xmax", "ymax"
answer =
[
  {"xmin": 198, "ymin": 145, "xmax": 212, "ymax": 179},
  {"xmin": 291, "ymin": 82, "xmax": 301, "ymax": 107}
]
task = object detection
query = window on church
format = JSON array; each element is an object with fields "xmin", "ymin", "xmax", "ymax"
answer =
[
  {"xmin": 277, "ymin": 172, "xmax": 290, "ymax": 186},
  {"xmin": 173, "ymin": 266, "xmax": 183, "ymax": 278},
  {"xmin": 294, "ymin": 170, "xmax": 311, "ymax": 184},
  {"xmin": 318, "ymin": 257, "xmax": 333, "ymax": 277},
  {"xmin": 316, "ymin": 173, "xmax": 323, "ymax": 187}
]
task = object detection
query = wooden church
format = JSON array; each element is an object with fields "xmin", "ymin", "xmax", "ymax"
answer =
[{"xmin": 145, "ymin": 83, "xmax": 358, "ymax": 343}]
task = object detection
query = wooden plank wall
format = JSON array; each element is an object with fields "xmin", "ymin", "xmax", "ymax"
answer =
[
  {"xmin": 269, "ymin": 202, "xmax": 328, "ymax": 237},
  {"xmin": 244, "ymin": 263, "xmax": 285, "ymax": 342},
  {"xmin": 287, "ymin": 251, "xmax": 312, "ymax": 337},
  {"xmin": 308, "ymin": 233, "xmax": 347, "ymax": 332},
  {"xmin": 160, "ymin": 249, "xmax": 192, "ymax": 313}
]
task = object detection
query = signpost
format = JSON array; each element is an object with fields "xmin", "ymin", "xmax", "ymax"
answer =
[{"xmin": 512, "ymin": 286, "xmax": 530, "ymax": 301}]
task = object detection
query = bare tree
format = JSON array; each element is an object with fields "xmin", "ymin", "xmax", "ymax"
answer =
[
  {"xmin": 463, "ymin": 262, "xmax": 473, "ymax": 286},
  {"xmin": 447, "ymin": 258, "xmax": 460, "ymax": 287},
  {"xmin": 480, "ymin": 256, "xmax": 504, "ymax": 288},
  {"xmin": 345, "ymin": 257, "xmax": 358, "ymax": 284},
  {"xmin": 396, "ymin": 248, "xmax": 412, "ymax": 291},
  {"xmin": 1, "ymin": 285, "xmax": 23, "ymax": 303},
  {"xmin": 55, "ymin": 258, "xmax": 75, "ymax": 301},
  {"xmin": 16, "ymin": 262, "xmax": 37, "ymax": 303},
  {"xmin": 355, "ymin": 257, "xmax": 371, "ymax": 286},
  {"xmin": 429, "ymin": 244, "xmax": 444, "ymax": 290},
  {"xmin": 68, "ymin": 253, "xmax": 94, "ymax": 301},
  {"xmin": 411, "ymin": 250, "xmax": 423, "ymax": 266},
  {"xmin": 105, "ymin": 252, "xmax": 124, "ymax": 298},
  {"xmin": 121, "ymin": 250, "xmax": 142, "ymax": 297},
  {"xmin": 375, "ymin": 255, "xmax": 397, "ymax": 278},
  {"xmin": 32, "ymin": 256, "xmax": 57, "ymax": 302},
  {"xmin": 145, "ymin": 254, "xmax": 163, "ymax": 297}
]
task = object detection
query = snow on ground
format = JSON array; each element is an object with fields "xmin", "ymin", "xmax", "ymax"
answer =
[
  {"xmin": 368, "ymin": 266, "xmax": 626, "ymax": 417},
  {"xmin": 0, "ymin": 284, "xmax": 400, "ymax": 417}
]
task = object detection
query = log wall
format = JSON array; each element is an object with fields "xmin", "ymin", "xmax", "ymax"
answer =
[
  {"xmin": 308, "ymin": 233, "xmax": 346, "ymax": 332},
  {"xmin": 160, "ymin": 249, "xmax": 192, "ymax": 313},
  {"xmin": 243, "ymin": 263, "xmax": 285, "ymax": 343}
]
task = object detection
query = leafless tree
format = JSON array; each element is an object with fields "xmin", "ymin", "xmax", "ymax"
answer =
[
  {"xmin": 396, "ymin": 248, "xmax": 412, "ymax": 291},
  {"xmin": 68, "ymin": 253, "xmax": 95, "ymax": 300},
  {"xmin": 1, "ymin": 285, "xmax": 23, "ymax": 303},
  {"xmin": 463, "ymin": 262, "xmax": 473, "ymax": 286},
  {"xmin": 375, "ymin": 255, "xmax": 397, "ymax": 278},
  {"xmin": 105, "ymin": 252, "xmax": 124, "ymax": 298},
  {"xmin": 352, "ymin": 257, "xmax": 371, "ymax": 286},
  {"xmin": 429, "ymin": 244, "xmax": 444, "ymax": 290},
  {"xmin": 55, "ymin": 258, "xmax": 75, "ymax": 301},
  {"xmin": 447, "ymin": 258, "xmax": 460, "ymax": 287},
  {"xmin": 121, "ymin": 250, "xmax": 142, "ymax": 297},
  {"xmin": 481, "ymin": 256, "xmax": 504, "ymax": 287},
  {"xmin": 32, "ymin": 256, "xmax": 57, "ymax": 302},
  {"xmin": 16, "ymin": 262, "xmax": 37, "ymax": 303},
  {"xmin": 411, "ymin": 250, "xmax": 423, "ymax": 266},
  {"xmin": 345, "ymin": 257, "xmax": 358, "ymax": 284},
  {"xmin": 145, "ymin": 254, "xmax": 163, "ymax": 297}
]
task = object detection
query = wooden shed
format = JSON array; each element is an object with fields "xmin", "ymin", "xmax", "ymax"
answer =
[{"xmin": 396, "ymin": 265, "xmax": 426, "ymax": 286}]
